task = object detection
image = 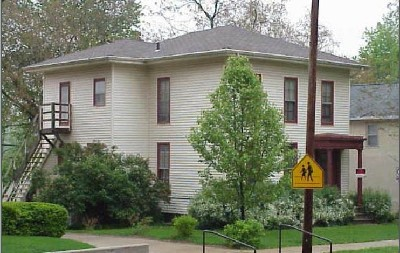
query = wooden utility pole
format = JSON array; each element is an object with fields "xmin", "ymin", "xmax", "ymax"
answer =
[{"xmin": 302, "ymin": 0, "xmax": 319, "ymax": 252}]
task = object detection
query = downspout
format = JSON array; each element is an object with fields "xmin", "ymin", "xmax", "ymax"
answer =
[{"xmin": 111, "ymin": 63, "xmax": 115, "ymax": 146}]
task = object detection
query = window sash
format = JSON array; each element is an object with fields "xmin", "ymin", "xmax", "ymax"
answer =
[
  {"xmin": 157, "ymin": 78, "xmax": 170, "ymax": 123},
  {"xmin": 367, "ymin": 125, "xmax": 378, "ymax": 146},
  {"xmin": 321, "ymin": 81, "xmax": 334, "ymax": 125},
  {"xmin": 94, "ymin": 79, "xmax": 106, "ymax": 106},
  {"xmin": 157, "ymin": 143, "xmax": 170, "ymax": 182},
  {"xmin": 59, "ymin": 82, "xmax": 70, "ymax": 125},
  {"xmin": 284, "ymin": 78, "xmax": 297, "ymax": 123}
]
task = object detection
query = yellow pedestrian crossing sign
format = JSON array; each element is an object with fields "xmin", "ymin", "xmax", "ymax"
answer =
[{"xmin": 292, "ymin": 154, "xmax": 324, "ymax": 189}]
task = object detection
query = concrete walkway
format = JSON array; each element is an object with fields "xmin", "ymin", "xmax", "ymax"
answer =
[{"xmin": 63, "ymin": 233, "xmax": 398, "ymax": 253}]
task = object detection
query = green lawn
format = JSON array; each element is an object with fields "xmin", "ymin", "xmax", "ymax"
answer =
[
  {"xmin": 3, "ymin": 235, "xmax": 93, "ymax": 253},
  {"xmin": 335, "ymin": 247, "xmax": 398, "ymax": 253},
  {"xmin": 71, "ymin": 222, "xmax": 398, "ymax": 249}
]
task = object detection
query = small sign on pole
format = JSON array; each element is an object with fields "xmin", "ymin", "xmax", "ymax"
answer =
[
  {"xmin": 292, "ymin": 154, "xmax": 324, "ymax": 189},
  {"xmin": 355, "ymin": 168, "xmax": 366, "ymax": 178}
]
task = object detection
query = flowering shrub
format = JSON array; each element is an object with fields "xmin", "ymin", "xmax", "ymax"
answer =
[
  {"xmin": 190, "ymin": 186, "xmax": 355, "ymax": 230},
  {"xmin": 362, "ymin": 188, "xmax": 394, "ymax": 223},
  {"xmin": 188, "ymin": 186, "xmax": 238, "ymax": 229},
  {"xmin": 223, "ymin": 219, "xmax": 264, "ymax": 248}
]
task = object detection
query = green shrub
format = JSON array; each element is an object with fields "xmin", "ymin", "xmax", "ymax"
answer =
[
  {"xmin": 172, "ymin": 215, "xmax": 198, "ymax": 238},
  {"xmin": 2, "ymin": 202, "xmax": 68, "ymax": 237},
  {"xmin": 38, "ymin": 143, "xmax": 170, "ymax": 226},
  {"xmin": 362, "ymin": 188, "xmax": 394, "ymax": 223},
  {"xmin": 223, "ymin": 219, "xmax": 264, "ymax": 248}
]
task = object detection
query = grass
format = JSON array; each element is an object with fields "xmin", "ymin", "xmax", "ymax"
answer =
[
  {"xmin": 71, "ymin": 222, "xmax": 398, "ymax": 249},
  {"xmin": 335, "ymin": 247, "xmax": 398, "ymax": 253},
  {"xmin": 3, "ymin": 235, "xmax": 93, "ymax": 253}
]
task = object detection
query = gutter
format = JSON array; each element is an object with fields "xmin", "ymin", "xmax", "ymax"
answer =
[{"xmin": 350, "ymin": 115, "xmax": 399, "ymax": 121}]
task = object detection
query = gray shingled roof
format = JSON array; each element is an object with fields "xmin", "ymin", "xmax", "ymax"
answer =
[
  {"xmin": 26, "ymin": 25, "xmax": 361, "ymax": 71},
  {"xmin": 350, "ymin": 83, "xmax": 399, "ymax": 120}
]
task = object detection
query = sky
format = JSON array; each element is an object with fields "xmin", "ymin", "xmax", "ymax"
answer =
[
  {"xmin": 140, "ymin": 0, "xmax": 391, "ymax": 58},
  {"xmin": 286, "ymin": 0, "xmax": 390, "ymax": 58}
]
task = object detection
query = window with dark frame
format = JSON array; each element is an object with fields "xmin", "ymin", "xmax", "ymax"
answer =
[
  {"xmin": 321, "ymin": 81, "xmax": 334, "ymax": 125},
  {"xmin": 157, "ymin": 78, "xmax": 170, "ymax": 124},
  {"xmin": 59, "ymin": 82, "xmax": 70, "ymax": 126},
  {"xmin": 157, "ymin": 143, "xmax": 170, "ymax": 183},
  {"xmin": 93, "ymin": 78, "xmax": 106, "ymax": 106},
  {"xmin": 256, "ymin": 73, "xmax": 262, "ymax": 82},
  {"xmin": 284, "ymin": 77, "xmax": 298, "ymax": 123},
  {"xmin": 367, "ymin": 124, "xmax": 378, "ymax": 147}
]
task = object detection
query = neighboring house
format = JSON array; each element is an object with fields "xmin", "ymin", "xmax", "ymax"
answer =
[
  {"xmin": 349, "ymin": 83, "xmax": 399, "ymax": 211},
  {"xmin": 6, "ymin": 26, "xmax": 366, "ymax": 214}
]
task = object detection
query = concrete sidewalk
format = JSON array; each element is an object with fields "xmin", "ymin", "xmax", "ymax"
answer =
[{"xmin": 63, "ymin": 233, "xmax": 398, "ymax": 253}]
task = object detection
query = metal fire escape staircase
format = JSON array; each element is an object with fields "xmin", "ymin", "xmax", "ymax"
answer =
[{"xmin": 2, "ymin": 103, "xmax": 71, "ymax": 202}]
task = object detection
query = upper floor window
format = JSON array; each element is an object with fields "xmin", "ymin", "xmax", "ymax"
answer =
[
  {"xmin": 284, "ymin": 77, "xmax": 298, "ymax": 123},
  {"xmin": 157, "ymin": 77, "xmax": 170, "ymax": 124},
  {"xmin": 321, "ymin": 81, "xmax": 334, "ymax": 125},
  {"xmin": 157, "ymin": 143, "xmax": 170, "ymax": 183},
  {"xmin": 367, "ymin": 124, "xmax": 378, "ymax": 147},
  {"xmin": 93, "ymin": 78, "xmax": 106, "ymax": 106}
]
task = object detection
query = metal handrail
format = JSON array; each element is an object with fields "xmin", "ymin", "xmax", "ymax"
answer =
[
  {"xmin": 2, "ymin": 115, "xmax": 40, "ymax": 199},
  {"xmin": 202, "ymin": 230, "xmax": 257, "ymax": 253},
  {"xmin": 278, "ymin": 224, "xmax": 332, "ymax": 253}
]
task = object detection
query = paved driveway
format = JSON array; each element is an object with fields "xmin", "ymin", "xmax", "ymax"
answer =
[{"xmin": 63, "ymin": 233, "xmax": 398, "ymax": 253}]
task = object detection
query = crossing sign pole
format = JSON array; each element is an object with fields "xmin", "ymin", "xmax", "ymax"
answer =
[{"xmin": 302, "ymin": 0, "xmax": 319, "ymax": 252}]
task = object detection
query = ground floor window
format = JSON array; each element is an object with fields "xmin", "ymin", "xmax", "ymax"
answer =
[{"xmin": 157, "ymin": 143, "xmax": 170, "ymax": 182}]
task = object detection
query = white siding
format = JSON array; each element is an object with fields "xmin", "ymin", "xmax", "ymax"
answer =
[
  {"xmin": 111, "ymin": 64, "xmax": 150, "ymax": 156},
  {"xmin": 147, "ymin": 58, "xmax": 225, "ymax": 213},
  {"xmin": 43, "ymin": 64, "xmax": 113, "ymax": 146},
  {"xmin": 41, "ymin": 56, "xmax": 352, "ymax": 214}
]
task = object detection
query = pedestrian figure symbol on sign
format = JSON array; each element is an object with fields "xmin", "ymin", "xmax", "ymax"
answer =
[
  {"xmin": 307, "ymin": 162, "xmax": 313, "ymax": 182},
  {"xmin": 301, "ymin": 165, "xmax": 307, "ymax": 180}
]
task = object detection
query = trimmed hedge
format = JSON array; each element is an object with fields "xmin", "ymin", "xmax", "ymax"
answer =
[{"xmin": 2, "ymin": 202, "xmax": 68, "ymax": 237}]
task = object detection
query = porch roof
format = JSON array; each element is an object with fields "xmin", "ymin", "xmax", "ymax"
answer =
[{"xmin": 314, "ymin": 133, "xmax": 365, "ymax": 150}]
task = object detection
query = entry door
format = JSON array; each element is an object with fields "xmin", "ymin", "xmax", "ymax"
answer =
[
  {"xmin": 59, "ymin": 82, "xmax": 70, "ymax": 126},
  {"xmin": 315, "ymin": 149, "xmax": 341, "ymax": 189}
]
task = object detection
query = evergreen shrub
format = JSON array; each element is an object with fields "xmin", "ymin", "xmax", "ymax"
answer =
[
  {"xmin": 172, "ymin": 215, "xmax": 198, "ymax": 238},
  {"xmin": 2, "ymin": 202, "xmax": 68, "ymax": 237},
  {"xmin": 223, "ymin": 219, "xmax": 264, "ymax": 248}
]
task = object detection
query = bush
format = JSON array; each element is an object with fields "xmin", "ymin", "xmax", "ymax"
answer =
[
  {"xmin": 362, "ymin": 188, "xmax": 394, "ymax": 223},
  {"xmin": 172, "ymin": 215, "xmax": 198, "ymax": 238},
  {"xmin": 37, "ymin": 142, "xmax": 170, "ymax": 226},
  {"xmin": 189, "ymin": 182, "xmax": 238, "ymax": 229},
  {"xmin": 2, "ymin": 202, "xmax": 68, "ymax": 237},
  {"xmin": 223, "ymin": 219, "xmax": 264, "ymax": 248}
]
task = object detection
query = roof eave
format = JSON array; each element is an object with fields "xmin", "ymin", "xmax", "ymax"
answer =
[
  {"xmin": 350, "ymin": 115, "xmax": 399, "ymax": 121},
  {"xmin": 24, "ymin": 56, "xmax": 145, "ymax": 73},
  {"xmin": 24, "ymin": 49, "xmax": 364, "ymax": 73}
]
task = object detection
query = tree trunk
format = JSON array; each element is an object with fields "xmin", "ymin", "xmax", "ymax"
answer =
[{"xmin": 239, "ymin": 180, "xmax": 245, "ymax": 220}]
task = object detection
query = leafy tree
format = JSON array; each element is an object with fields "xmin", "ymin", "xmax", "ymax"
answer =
[
  {"xmin": 188, "ymin": 56, "xmax": 292, "ymax": 220},
  {"xmin": 142, "ymin": 0, "xmax": 338, "ymax": 53},
  {"xmin": 2, "ymin": 0, "xmax": 141, "ymax": 126},
  {"xmin": 353, "ymin": 0, "xmax": 399, "ymax": 84},
  {"xmin": 37, "ymin": 143, "xmax": 169, "ymax": 226}
]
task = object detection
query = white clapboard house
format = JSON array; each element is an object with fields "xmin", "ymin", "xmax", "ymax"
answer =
[{"xmin": 4, "ymin": 26, "xmax": 367, "ymax": 214}]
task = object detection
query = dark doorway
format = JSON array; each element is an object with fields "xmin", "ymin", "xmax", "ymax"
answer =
[{"xmin": 315, "ymin": 149, "xmax": 341, "ymax": 189}]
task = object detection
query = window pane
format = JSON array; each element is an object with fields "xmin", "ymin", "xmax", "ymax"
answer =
[
  {"xmin": 94, "ymin": 79, "xmax": 106, "ymax": 106},
  {"xmin": 321, "ymin": 81, "xmax": 333, "ymax": 124},
  {"xmin": 367, "ymin": 125, "xmax": 378, "ymax": 146},
  {"xmin": 158, "ymin": 78, "xmax": 170, "ymax": 123},
  {"xmin": 158, "ymin": 144, "xmax": 170, "ymax": 182},
  {"xmin": 284, "ymin": 78, "xmax": 297, "ymax": 123}
]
